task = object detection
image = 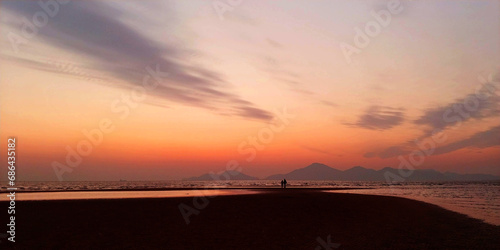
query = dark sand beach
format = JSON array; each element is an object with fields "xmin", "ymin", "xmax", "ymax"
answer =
[{"xmin": 1, "ymin": 189, "xmax": 499, "ymax": 249}]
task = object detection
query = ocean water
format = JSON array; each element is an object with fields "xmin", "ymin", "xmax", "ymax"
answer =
[
  {"xmin": 327, "ymin": 181, "xmax": 500, "ymax": 226},
  {"xmin": 1, "ymin": 180, "xmax": 498, "ymax": 225},
  {"xmin": 0, "ymin": 180, "xmax": 387, "ymax": 192}
]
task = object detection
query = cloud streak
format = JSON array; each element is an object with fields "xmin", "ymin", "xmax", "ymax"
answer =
[
  {"xmin": 414, "ymin": 83, "xmax": 499, "ymax": 135},
  {"xmin": 301, "ymin": 145, "xmax": 333, "ymax": 155},
  {"xmin": 346, "ymin": 105, "xmax": 405, "ymax": 130},
  {"xmin": 2, "ymin": 0, "xmax": 273, "ymax": 121},
  {"xmin": 366, "ymin": 125, "xmax": 500, "ymax": 159},
  {"xmin": 433, "ymin": 126, "xmax": 500, "ymax": 155},
  {"xmin": 364, "ymin": 78, "xmax": 500, "ymax": 158}
]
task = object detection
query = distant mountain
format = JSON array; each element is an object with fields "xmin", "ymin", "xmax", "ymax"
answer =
[
  {"xmin": 342, "ymin": 166, "xmax": 380, "ymax": 181},
  {"xmin": 265, "ymin": 163, "xmax": 500, "ymax": 181},
  {"xmin": 185, "ymin": 170, "xmax": 258, "ymax": 181},
  {"xmin": 267, "ymin": 163, "xmax": 342, "ymax": 180},
  {"xmin": 185, "ymin": 163, "xmax": 499, "ymax": 181}
]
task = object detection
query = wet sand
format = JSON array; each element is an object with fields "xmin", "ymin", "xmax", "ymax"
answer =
[{"xmin": 1, "ymin": 189, "xmax": 499, "ymax": 249}]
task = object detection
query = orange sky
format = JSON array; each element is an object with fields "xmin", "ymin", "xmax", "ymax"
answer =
[{"xmin": 0, "ymin": 0, "xmax": 499, "ymax": 180}]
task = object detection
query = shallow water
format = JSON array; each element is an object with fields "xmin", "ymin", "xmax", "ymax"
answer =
[
  {"xmin": 0, "ymin": 189, "xmax": 257, "ymax": 201},
  {"xmin": 327, "ymin": 183, "xmax": 500, "ymax": 226}
]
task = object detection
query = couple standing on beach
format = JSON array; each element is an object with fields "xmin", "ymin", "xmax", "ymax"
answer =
[{"xmin": 280, "ymin": 179, "xmax": 287, "ymax": 188}]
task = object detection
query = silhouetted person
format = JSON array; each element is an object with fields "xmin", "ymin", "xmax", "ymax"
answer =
[
  {"xmin": 284, "ymin": 179, "xmax": 287, "ymax": 189},
  {"xmin": 280, "ymin": 180, "xmax": 284, "ymax": 188}
]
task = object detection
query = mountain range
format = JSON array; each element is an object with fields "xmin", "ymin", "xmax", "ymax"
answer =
[{"xmin": 186, "ymin": 163, "xmax": 500, "ymax": 181}]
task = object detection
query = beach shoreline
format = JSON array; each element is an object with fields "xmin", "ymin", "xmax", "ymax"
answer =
[
  {"xmin": 3, "ymin": 186, "xmax": 498, "ymax": 226},
  {"xmin": 1, "ymin": 190, "xmax": 499, "ymax": 249}
]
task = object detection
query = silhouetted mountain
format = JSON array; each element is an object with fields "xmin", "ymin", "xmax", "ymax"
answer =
[
  {"xmin": 184, "ymin": 170, "xmax": 258, "ymax": 181},
  {"xmin": 267, "ymin": 163, "xmax": 342, "ymax": 180},
  {"xmin": 265, "ymin": 163, "xmax": 500, "ymax": 181},
  {"xmin": 342, "ymin": 166, "xmax": 380, "ymax": 181}
]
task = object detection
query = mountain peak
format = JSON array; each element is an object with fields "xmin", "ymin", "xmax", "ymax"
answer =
[
  {"xmin": 347, "ymin": 166, "xmax": 367, "ymax": 171},
  {"xmin": 305, "ymin": 163, "xmax": 331, "ymax": 169},
  {"xmin": 379, "ymin": 167, "xmax": 396, "ymax": 172},
  {"xmin": 266, "ymin": 163, "xmax": 342, "ymax": 180}
]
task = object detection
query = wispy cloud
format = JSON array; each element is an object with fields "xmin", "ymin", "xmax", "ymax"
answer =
[
  {"xmin": 266, "ymin": 38, "xmax": 283, "ymax": 48},
  {"xmin": 365, "ymin": 125, "xmax": 500, "ymax": 158},
  {"xmin": 346, "ymin": 105, "xmax": 405, "ymax": 130},
  {"xmin": 364, "ymin": 77, "xmax": 500, "ymax": 158},
  {"xmin": 301, "ymin": 145, "xmax": 333, "ymax": 155},
  {"xmin": 258, "ymin": 56, "xmax": 313, "ymax": 97},
  {"xmin": 433, "ymin": 126, "xmax": 500, "ymax": 155},
  {"xmin": 414, "ymin": 84, "xmax": 499, "ymax": 135},
  {"xmin": 1, "ymin": 0, "xmax": 273, "ymax": 121},
  {"xmin": 320, "ymin": 100, "xmax": 338, "ymax": 107}
]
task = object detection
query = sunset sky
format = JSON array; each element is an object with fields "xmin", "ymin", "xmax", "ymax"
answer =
[{"xmin": 1, "ymin": 0, "xmax": 499, "ymax": 181}]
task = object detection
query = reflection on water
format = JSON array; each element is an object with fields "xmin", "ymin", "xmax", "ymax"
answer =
[{"xmin": 0, "ymin": 189, "xmax": 257, "ymax": 201}]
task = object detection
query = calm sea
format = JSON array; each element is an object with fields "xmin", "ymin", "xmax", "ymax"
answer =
[{"xmin": 1, "ymin": 180, "xmax": 498, "ymax": 225}]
